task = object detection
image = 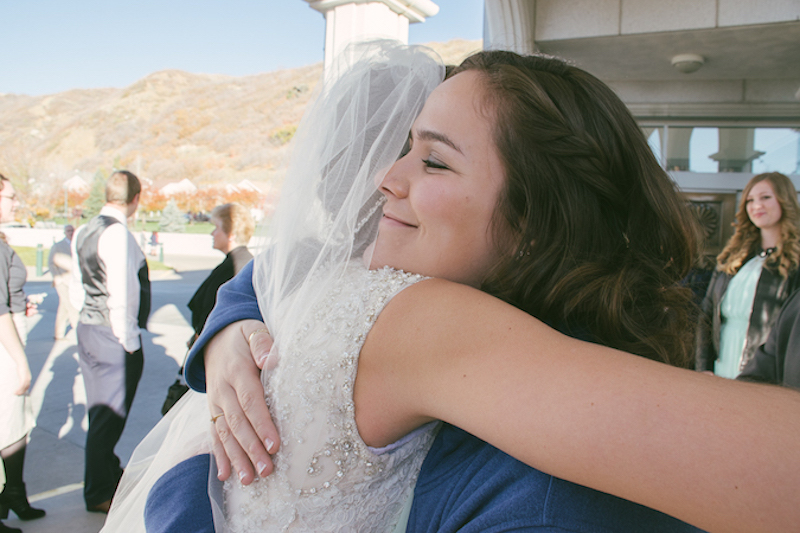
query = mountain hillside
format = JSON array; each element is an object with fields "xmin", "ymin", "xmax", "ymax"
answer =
[{"xmin": 0, "ymin": 39, "xmax": 482, "ymax": 217}]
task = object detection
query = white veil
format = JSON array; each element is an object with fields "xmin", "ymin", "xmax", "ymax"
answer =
[
  {"xmin": 242, "ymin": 40, "xmax": 443, "ymax": 528},
  {"xmin": 101, "ymin": 40, "xmax": 443, "ymax": 533},
  {"xmin": 252, "ymin": 40, "xmax": 443, "ymax": 346}
]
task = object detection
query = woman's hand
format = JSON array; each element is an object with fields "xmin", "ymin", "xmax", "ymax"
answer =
[
  {"xmin": 26, "ymin": 293, "xmax": 46, "ymax": 317},
  {"xmin": 14, "ymin": 361, "xmax": 31, "ymax": 395},
  {"xmin": 205, "ymin": 320, "xmax": 280, "ymax": 485}
]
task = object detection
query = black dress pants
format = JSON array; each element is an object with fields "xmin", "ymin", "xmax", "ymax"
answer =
[{"xmin": 77, "ymin": 324, "xmax": 143, "ymax": 506}]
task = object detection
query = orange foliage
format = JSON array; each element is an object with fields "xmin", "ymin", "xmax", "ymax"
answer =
[
  {"xmin": 225, "ymin": 189, "xmax": 262, "ymax": 209},
  {"xmin": 140, "ymin": 187, "xmax": 168, "ymax": 212},
  {"xmin": 192, "ymin": 189, "xmax": 223, "ymax": 213},
  {"xmin": 68, "ymin": 190, "xmax": 89, "ymax": 207}
]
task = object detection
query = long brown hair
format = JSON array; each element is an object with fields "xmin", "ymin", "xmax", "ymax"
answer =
[
  {"xmin": 716, "ymin": 172, "xmax": 800, "ymax": 278},
  {"xmin": 453, "ymin": 51, "xmax": 699, "ymax": 367}
]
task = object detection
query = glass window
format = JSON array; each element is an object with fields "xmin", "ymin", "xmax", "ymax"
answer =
[
  {"xmin": 753, "ymin": 128, "xmax": 799, "ymax": 175},
  {"xmin": 655, "ymin": 126, "xmax": 799, "ymax": 175},
  {"xmin": 645, "ymin": 128, "xmax": 663, "ymax": 166},
  {"xmin": 688, "ymin": 127, "xmax": 718, "ymax": 173}
]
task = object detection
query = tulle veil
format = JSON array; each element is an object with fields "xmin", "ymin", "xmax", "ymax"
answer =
[{"xmin": 101, "ymin": 40, "xmax": 443, "ymax": 532}]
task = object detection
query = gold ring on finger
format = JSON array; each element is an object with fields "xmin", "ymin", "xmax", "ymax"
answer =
[{"xmin": 248, "ymin": 327, "xmax": 270, "ymax": 345}]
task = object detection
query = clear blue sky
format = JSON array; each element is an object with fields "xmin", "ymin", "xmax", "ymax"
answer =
[{"xmin": 0, "ymin": 0, "xmax": 483, "ymax": 96}]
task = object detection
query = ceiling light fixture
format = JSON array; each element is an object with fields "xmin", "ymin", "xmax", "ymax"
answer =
[{"xmin": 671, "ymin": 53, "xmax": 705, "ymax": 74}]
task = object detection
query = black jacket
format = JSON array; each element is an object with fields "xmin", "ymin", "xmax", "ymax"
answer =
[
  {"xmin": 738, "ymin": 289, "xmax": 800, "ymax": 389},
  {"xmin": 695, "ymin": 257, "xmax": 800, "ymax": 373},
  {"xmin": 188, "ymin": 246, "xmax": 253, "ymax": 335}
]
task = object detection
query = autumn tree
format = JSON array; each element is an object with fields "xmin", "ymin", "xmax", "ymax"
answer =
[
  {"xmin": 139, "ymin": 187, "xmax": 168, "ymax": 214},
  {"xmin": 192, "ymin": 188, "xmax": 223, "ymax": 214},
  {"xmin": 225, "ymin": 188, "xmax": 262, "ymax": 209},
  {"xmin": 68, "ymin": 190, "xmax": 90, "ymax": 216}
]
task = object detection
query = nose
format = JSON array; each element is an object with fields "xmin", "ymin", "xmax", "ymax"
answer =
[{"xmin": 379, "ymin": 157, "xmax": 410, "ymax": 199}]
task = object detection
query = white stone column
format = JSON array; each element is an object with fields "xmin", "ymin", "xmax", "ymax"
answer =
[
  {"xmin": 483, "ymin": 0, "xmax": 536, "ymax": 54},
  {"xmin": 304, "ymin": 0, "xmax": 440, "ymax": 68}
]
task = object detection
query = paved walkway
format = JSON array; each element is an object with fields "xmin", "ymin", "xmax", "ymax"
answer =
[{"xmin": 5, "ymin": 254, "xmax": 222, "ymax": 533}]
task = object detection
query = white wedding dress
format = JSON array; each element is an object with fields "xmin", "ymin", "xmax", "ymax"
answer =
[
  {"xmin": 225, "ymin": 263, "xmax": 438, "ymax": 532},
  {"xmin": 102, "ymin": 39, "xmax": 444, "ymax": 533}
]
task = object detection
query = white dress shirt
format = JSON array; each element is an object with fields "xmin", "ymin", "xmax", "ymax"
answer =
[{"xmin": 70, "ymin": 205, "xmax": 146, "ymax": 353}]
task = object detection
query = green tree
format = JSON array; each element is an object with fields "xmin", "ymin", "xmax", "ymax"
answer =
[
  {"xmin": 83, "ymin": 170, "xmax": 108, "ymax": 219},
  {"xmin": 159, "ymin": 199, "xmax": 186, "ymax": 233}
]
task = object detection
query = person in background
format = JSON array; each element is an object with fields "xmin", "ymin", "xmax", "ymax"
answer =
[
  {"xmin": 0, "ymin": 174, "xmax": 45, "ymax": 533},
  {"xmin": 48, "ymin": 224, "xmax": 78, "ymax": 340},
  {"xmin": 149, "ymin": 231, "xmax": 159, "ymax": 257},
  {"xmin": 159, "ymin": 204, "xmax": 256, "ymax": 416},
  {"xmin": 696, "ymin": 172, "xmax": 800, "ymax": 378},
  {"xmin": 70, "ymin": 170, "xmax": 151, "ymax": 514},
  {"xmin": 187, "ymin": 203, "xmax": 254, "ymax": 348}
]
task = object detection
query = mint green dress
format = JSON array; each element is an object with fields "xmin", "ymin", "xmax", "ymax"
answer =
[{"xmin": 715, "ymin": 255, "xmax": 765, "ymax": 379}]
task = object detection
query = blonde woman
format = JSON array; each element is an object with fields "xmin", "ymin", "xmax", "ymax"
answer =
[{"xmin": 697, "ymin": 172, "xmax": 800, "ymax": 378}]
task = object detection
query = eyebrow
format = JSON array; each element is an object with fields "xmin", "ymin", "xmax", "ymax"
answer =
[{"xmin": 414, "ymin": 128, "xmax": 463, "ymax": 155}]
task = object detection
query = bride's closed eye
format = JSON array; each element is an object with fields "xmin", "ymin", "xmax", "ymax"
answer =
[
  {"xmin": 402, "ymin": 130, "xmax": 451, "ymax": 170},
  {"xmin": 422, "ymin": 157, "xmax": 449, "ymax": 170}
]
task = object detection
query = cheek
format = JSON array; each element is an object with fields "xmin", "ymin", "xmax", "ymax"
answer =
[
  {"xmin": 432, "ymin": 193, "xmax": 497, "ymax": 260},
  {"xmin": 417, "ymin": 183, "xmax": 480, "ymax": 231}
]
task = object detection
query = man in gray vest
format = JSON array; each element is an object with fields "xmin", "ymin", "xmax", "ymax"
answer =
[{"xmin": 70, "ymin": 170, "xmax": 150, "ymax": 513}]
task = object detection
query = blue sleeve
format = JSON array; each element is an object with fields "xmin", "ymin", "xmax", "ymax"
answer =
[
  {"xmin": 408, "ymin": 424, "xmax": 705, "ymax": 533},
  {"xmin": 144, "ymin": 454, "xmax": 216, "ymax": 533},
  {"xmin": 184, "ymin": 260, "xmax": 262, "ymax": 392}
]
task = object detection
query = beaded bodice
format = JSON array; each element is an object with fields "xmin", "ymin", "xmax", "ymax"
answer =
[{"xmin": 224, "ymin": 264, "xmax": 439, "ymax": 532}]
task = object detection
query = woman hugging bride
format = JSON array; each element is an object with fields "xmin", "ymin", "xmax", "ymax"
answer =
[{"xmin": 104, "ymin": 40, "xmax": 800, "ymax": 533}]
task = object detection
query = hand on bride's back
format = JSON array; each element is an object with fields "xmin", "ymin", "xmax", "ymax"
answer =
[{"xmin": 205, "ymin": 320, "xmax": 280, "ymax": 484}]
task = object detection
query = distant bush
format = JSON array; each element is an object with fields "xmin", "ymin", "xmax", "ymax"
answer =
[
  {"xmin": 269, "ymin": 125, "xmax": 297, "ymax": 146},
  {"xmin": 32, "ymin": 206, "xmax": 51, "ymax": 220},
  {"xmin": 285, "ymin": 85, "xmax": 308, "ymax": 99}
]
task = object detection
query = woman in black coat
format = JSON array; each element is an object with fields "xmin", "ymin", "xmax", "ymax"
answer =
[
  {"xmin": 696, "ymin": 172, "xmax": 800, "ymax": 378},
  {"xmin": 188, "ymin": 203, "xmax": 255, "ymax": 347}
]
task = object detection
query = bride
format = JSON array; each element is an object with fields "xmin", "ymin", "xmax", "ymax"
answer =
[{"xmin": 105, "ymin": 41, "xmax": 800, "ymax": 532}]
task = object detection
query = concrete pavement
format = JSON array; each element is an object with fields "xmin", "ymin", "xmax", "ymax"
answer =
[{"xmin": 6, "ymin": 253, "xmax": 223, "ymax": 533}]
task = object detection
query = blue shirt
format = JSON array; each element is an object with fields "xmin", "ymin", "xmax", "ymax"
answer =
[{"xmin": 409, "ymin": 424, "xmax": 703, "ymax": 532}]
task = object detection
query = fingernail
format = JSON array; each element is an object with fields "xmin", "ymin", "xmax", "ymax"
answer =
[
  {"xmin": 265, "ymin": 438, "xmax": 275, "ymax": 453},
  {"xmin": 257, "ymin": 352, "xmax": 269, "ymax": 366},
  {"xmin": 257, "ymin": 461, "xmax": 268, "ymax": 476},
  {"xmin": 217, "ymin": 469, "xmax": 223, "ymax": 480},
  {"xmin": 238, "ymin": 470, "xmax": 246, "ymax": 483}
]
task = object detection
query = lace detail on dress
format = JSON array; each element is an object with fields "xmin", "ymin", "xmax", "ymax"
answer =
[{"xmin": 224, "ymin": 264, "xmax": 439, "ymax": 532}]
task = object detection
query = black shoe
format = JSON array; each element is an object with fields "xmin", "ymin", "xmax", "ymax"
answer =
[
  {"xmin": 0, "ymin": 482, "xmax": 45, "ymax": 521},
  {"xmin": 0, "ymin": 520, "xmax": 21, "ymax": 533}
]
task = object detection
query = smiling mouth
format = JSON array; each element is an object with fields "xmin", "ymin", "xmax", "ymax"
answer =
[{"xmin": 382, "ymin": 213, "xmax": 417, "ymax": 228}]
